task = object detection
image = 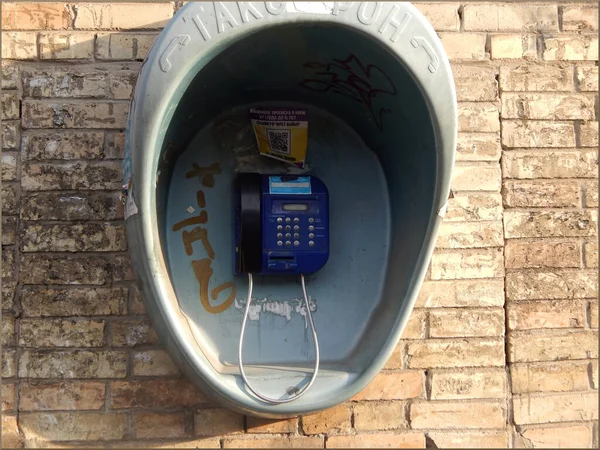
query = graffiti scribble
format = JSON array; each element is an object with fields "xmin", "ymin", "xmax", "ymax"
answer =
[{"xmin": 300, "ymin": 54, "xmax": 396, "ymax": 131}]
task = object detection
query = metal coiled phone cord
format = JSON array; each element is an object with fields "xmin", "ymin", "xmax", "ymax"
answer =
[{"xmin": 238, "ymin": 273, "xmax": 320, "ymax": 404}]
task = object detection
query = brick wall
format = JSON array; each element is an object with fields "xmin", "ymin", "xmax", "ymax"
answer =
[{"xmin": 1, "ymin": 2, "xmax": 598, "ymax": 448}]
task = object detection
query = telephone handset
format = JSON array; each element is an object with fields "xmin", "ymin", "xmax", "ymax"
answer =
[{"xmin": 234, "ymin": 173, "xmax": 329, "ymax": 404}]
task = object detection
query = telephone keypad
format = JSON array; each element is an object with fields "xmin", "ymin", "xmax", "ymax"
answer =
[
  {"xmin": 293, "ymin": 217, "xmax": 299, "ymax": 223},
  {"xmin": 285, "ymin": 240, "xmax": 291, "ymax": 247},
  {"xmin": 285, "ymin": 233, "xmax": 291, "ymax": 239},
  {"xmin": 294, "ymin": 240, "xmax": 300, "ymax": 247},
  {"xmin": 277, "ymin": 233, "xmax": 283, "ymax": 239},
  {"xmin": 270, "ymin": 214, "xmax": 325, "ymax": 252},
  {"xmin": 277, "ymin": 225, "xmax": 283, "ymax": 231},
  {"xmin": 285, "ymin": 217, "xmax": 291, "ymax": 223},
  {"xmin": 294, "ymin": 233, "xmax": 300, "ymax": 239},
  {"xmin": 293, "ymin": 225, "xmax": 300, "ymax": 231},
  {"xmin": 277, "ymin": 240, "xmax": 283, "ymax": 247},
  {"xmin": 285, "ymin": 225, "xmax": 291, "ymax": 231},
  {"xmin": 308, "ymin": 225, "xmax": 314, "ymax": 231}
]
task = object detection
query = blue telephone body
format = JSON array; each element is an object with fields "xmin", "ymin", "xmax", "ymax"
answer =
[{"xmin": 234, "ymin": 173, "xmax": 329, "ymax": 275}]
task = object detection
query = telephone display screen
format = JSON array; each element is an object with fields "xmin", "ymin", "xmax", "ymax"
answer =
[{"xmin": 282, "ymin": 203, "xmax": 309, "ymax": 211}]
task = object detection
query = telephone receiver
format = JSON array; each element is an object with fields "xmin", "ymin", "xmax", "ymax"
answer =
[{"xmin": 233, "ymin": 172, "xmax": 330, "ymax": 404}]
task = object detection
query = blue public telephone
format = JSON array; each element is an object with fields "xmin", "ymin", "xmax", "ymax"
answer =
[
  {"xmin": 234, "ymin": 173, "xmax": 329, "ymax": 276},
  {"xmin": 233, "ymin": 173, "xmax": 329, "ymax": 404}
]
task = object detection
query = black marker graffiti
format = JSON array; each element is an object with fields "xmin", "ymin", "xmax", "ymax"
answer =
[{"xmin": 300, "ymin": 54, "xmax": 396, "ymax": 131}]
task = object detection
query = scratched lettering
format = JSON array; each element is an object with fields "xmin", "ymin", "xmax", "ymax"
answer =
[{"xmin": 300, "ymin": 53, "xmax": 396, "ymax": 131}]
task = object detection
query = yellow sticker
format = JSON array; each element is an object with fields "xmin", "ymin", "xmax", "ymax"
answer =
[{"xmin": 250, "ymin": 108, "xmax": 308, "ymax": 168}]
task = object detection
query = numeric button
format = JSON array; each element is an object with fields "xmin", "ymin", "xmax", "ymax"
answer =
[{"xmin": 308, "ymin": 225, "xmax": 314, "ymax": 231}]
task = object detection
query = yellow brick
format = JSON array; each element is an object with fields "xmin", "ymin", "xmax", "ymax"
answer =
[
  {"xmin": 499, "ymin": 64, "xmax": 573, "ymax": 91},
  {"xmin": 194, "ymin": 409, "xmax": 244, "ymax": 436},
  {"xmin": 246, "ymin": 417, "xmax": 297, "ymax": 434},
  {"xmin": 511, "ymin": 361, "xmax": 593, "ymax": 394},
  {"xmin": 463, "ymin": 4, "xmax": 558, "ymax": 31},
  {"xmin": 403, "ymin": 309, "xmax": 426, "ymax": 339},
  {"xmin": 19, "ymin": 381, "xmax": 105, "ymax": 410},
  {"xmin": 502, "ymin": 93, "xmax": 595, "ymax": 120},
  {"xmin": 2, "ymin": 414, "xmax": 22, "ymax": 448},
  {"xmin": 576, "ymin": 66, "xmax": 599, "ymax": 91},
  {"xmin": 416, "ymin": 279, "xmax": 504, "ymax": 308},
  {"xmin": 458, "ymin": 102, "xmax": 500, "ymax": 132},
  {"xmin": 410, "ymin": 401, "xmax": 505, "ymax": 429},
  {"xmin": 134, "ymin": 412, "xmax": 187, "ymax": 439},
  {"xmin": 414, "ymin": 3, "xmax": 460, "ymax": 31},
  {"xmin": 431, "ymin": 248, "xmax": 504, "ymax": 280},
  {"xmin": 353, "ymin": 401, "xmax": 406, "ymax": 431},
  {"xmin": 427, "ymin": 431, "xmax": 508, "ymax": 448},
  {"xmin": 589, "ymin": 301, "xmax": 598, "ymax": 329},
  {"xmin": 19, "ymin": 412, "xmax": 128, "ymax": 441},
  {"xmin": 508, "ymin": 301, "xmax": 586, "ymax": 330},
  {"xmin": 543, "ymin": 36, "xmax": 599, "ymax": 61},
  {"xmin": 439, "ymin": 33, "xmax": 487, "ymax": 60},
  {"xmin": 74, "ymin": 3, "xmax": 173, "ymax": 29},
  {"xmin": 517, "ymin": 425, "xmax": 592, "ymax": 448},
  {"xmin": 513, "ymin": 392, "xmax": 598, "ymax": 424},
  {"xmin": 2, "ymin": 2, "xmax": 69, "ymax": 29},
  {"xmin": 503, "ymin": 181, "xmax": 580, "ymax": 209},
  {"xmin": 563, "ymin": 6, "xmax": 598, "ymax": 32},
  {"xmin": 301, "ymin": 404, "xmax": 351, "ymax": 435},
  {"xmin": 509, "ymin": 330, "xmax": 598, "ymax": 362},
  {"xmin": 2, "ymin": 383, "xmax": 16, "ymax": 411},
  {"xmin": 1, "ymin": 31, "xmax": 37, "ymax": 59},
  {"xmin": 132, "ymin": 349, "xmax": 179, "ymax": 376},
  {"xmin": 436, "ymin": 221, "xmax": 503, "ymax": 249},
  {"xmin": 445, "ymin": 192, "xmax": 502, "ymax": 222},
  {"xmin": 430, "ymin": 369, "xmax": 507, "ymax": 400},
  {"xmin": 430, "ymin": 308, "xmax": 504, "ymax": 337},
  {"xmin": 406, "ymin": 338, "xmax": 505, "ymax": 369},
  {"xmin": 505, "ymin": 240, "xmax": 582, "ymax": 269},
  {"xmin": 502, "ymin": 120, "xmax": 575, "ymax": 148},
  {"xmin": 503, "ymin": 210, "xmax": 597, "ymax": 239},
  {"xmin": 584, "ymin": 241, "xmax": 598, "ymax": 269},
  {"xmin": 456, "ymin": 133, "xmax": 501, "ymax": 162},
  {"xmin": 39, "ymin": 33, "xmax": 94, "ymax": 59},
  {"xmin": 491, "ymin": 34, "xmax": 537, "ymax": 59},
  {"xmin": 452, "ymin": 165, "xmax": 502, "ymax": 192},
  {"xmin": 351, "ymin": 371, "xmax": 423, "ymax": 401},
  {"xmin": 96, "ymin": 32, "xmax": 158, "ymax": 60},
  {"xmin": 222, "ymin": 437, "xmax": 323, "ymax": 448},
  {"xmin": 326, "ymin": 432, "xmax": 426, "ymax": 448}
]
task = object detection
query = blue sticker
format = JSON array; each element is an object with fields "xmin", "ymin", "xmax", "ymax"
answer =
[{"xmin": 269, "ymin": 176, "xmax": 311, "ymax": 195}]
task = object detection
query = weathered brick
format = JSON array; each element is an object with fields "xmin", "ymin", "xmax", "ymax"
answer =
[
  {"xmin": 301, "ymin": 404, "xmax": 351, "ymax": 435},
  {"xmin": 74, "ymin": 3, "xmax": 173, "ymax": 29},
  {"xmin": 22, "ymin": 100, "xmax": 128, "ymax": 128},
  {"xmin": 21, "ymin": 286, "xmax": 127, "ymax": 317},
  {"xmin": 543, "ymin": 36, "xmax": 599, "ymax": 61},
  {"xmin": 456, "ymin": 133, "xmax": 501, "ymax": 162},
  {"xmin": 504, "ymin": 210, "xmax": 597, "ymax": 239},
  {"xmin": 414, "ymin": 3, "xmax": 459, "ymax": 31},
  {"xmin": 194, "ymin": 408, "xmax": 244, "ymax": 436},
  {"xmin": 584, "ymin": 241, "xmax": 598, "ymax": 268},
  {"xmin": 353, "ymin": 401, "xmax": 406, "ymax": 431},
  {"xmin": 111, "ymin": 318, "xmax": 159, "ymax": 347},
  {"xmin": 503, "ymin": 120, "xmax": 575, "ymax": 148},
  {"xmin": 105, "ymin": 131, "xmax": 126, "ymax": 159},
  {"xmin": 429, "ymin": 308, "xmax": 504, "ymax": 337},
  {"xmin": 508, "ymin": 300, "xmax": 587, "ymax": 330},
  {"xmin": 563, "ymin": 6, "xmax": 598, "ymax": 32},
  {"xmin": 351, "ymin": 372, "xmax": 423, "ymax": 401},
  {"xmin": 2, "ymin": 62, "xmax": 19, "ymax": 88},
  {"xmin": 505, "ymin": 240, "xmax": 582, "ymax": 269},
  {"xmin": 410, "ymin": 401, "xmax": 505, "ymax": 429},
  {"xmin": 1, "ymin": 153, "xmax": 17, "ymax": 181},
  {"xmin": 431, "ymin": 248, "xmax": 504, "ymax": 280},
  {"xmin": 463, "ymin": 4, "xmax": 558, "ymax": 31},
  {"xmin": 222, "ymin": 437, "xmax": 323, "ymax": 448},
  {"xmin": 506, "ymin": 270, "xmax": 597, "ymax": 301},
  {"xmin": 416, "ymin": 279, "xmax": 504, "ymax": 308},
  {"xmin": 20, "ymin": 412, "xmax": 128, "ymax": 441},
  {"xmin": 438, "ymin": 33, "xmax": 487, "ymax": 60},
  {"xmin": 22, "ymin": 69, "xmax": 107, "ymax": 98},
  {"xmin": 503, "ymin": 93, "xmax": 595, "ymax": 120},
  {"xmin": 406, "ymin": 338, "xmax": 505, "ymax": 368},
  {"xmin": 246, "ymin": 417, "xmax": 297, "ymax": 434},
  {"xmin": 384, "ymin": 343, "xmax": 403, "ymax": 370},
  {"xmin": 18, "ymin": 350, "xmax": 128, "ymax": 378},
  {"xmin": 111, "ymin": 379, "xmax": 208, "ymax": 409},
  {"xmin": 452, "ymin": 65, "xmax": 498, "ymax": 102},
  {"xmin": 2, "ymin": 383, "xmax": 16, "ymax": 411},
  {"xmin": 1, "ymin": 92, "xmax": 20, "ymax": 121},
  {"xmin": 583, "ymin": 181, "xmax": 599, "ymax": 209},
  {"xmin": 577, "ymin": 66, "xmax": 599, "ymax": 92},
  {"xmin": 22, "ymin": 223, "xmax": 127, "ymax": 252},
  {"xmin": 3, "ymin": 247, "xmax": 16, "ymax": 279},
  {"xmin": 3, "ymin": 349, "xmax": 16, "ymax": 377},
  {"xmin": 19, "ymin": 319, "xmax": 105, "ymax": 348},
  {"xmin": 430, "ymin": 369, "xmax": 506, "ymax": 400},
  {"xmin": 511, "ymin": 361, "xmax": 593, "ymax": 394},
  {"xmin": 22, "ymin": 192, "xmax": 123, "ymax": 221},
  {"xmin": 20, "ymin": 255, "xmax": 110, "ymax": 285},
  {"xmin": 1, "ymin": 31, "xmax": 37, "ymax": 59},
  {"xmin": 19, "ymin": 381, "xmax": 105, "ymax": 410},
  {"xmin": 509, "ymin": 330, "xmax": 598, "ymax": 362},
  {"xmin": 436, "ymin": 221, "xmax": 503, "ymax": 249},
  {"xmin": 129, "ymin": 285, "xmax": 147, "ymax": 314},
  {"xmin": 593, "ymin": 358, "xmax": 598, "ymax": 383},
  {"xmin": 446, "ymin": 192, "xmax": 502, "ymax": 222},
  {"xmin": 517, "ymin": 425, "xmax": 592, "ymax": 448},
  {"xmin": 2, "ymin": 121, "xmax": 20, "ymax": 149},
  {"xmin": 2, "ymin": 3, "xmax": 69, "ymax": 29},
  {"xmin": 23, "ymin": 161, "xmax": 122, "ymax": 191},
  {"xmin": 401, "ymin": 309, "xmax": 425, "ymax": 339},
  {"xmin": 96, "ymin": 32, "xmax": 158, "ymax": 60},
  {"xmin": 2, "ymin": 281, "xmax": 17, "ymax": 313},
  {"xmin": 2, "ymin": 184, "xmax": 18, "ymax": 214},
  {"xmin": 452, "ymin": 164, "xmax": 501, "ymax": 192},
  {"xmin": 2, "ymin": 216, "xmax": 17, "ymax": 246},
  {"xmin": 427, "ymin": 431, "xmax": 508, "ymax": 448},
  {"xmin": 499, "ymin": 64, "xmax": 574, "ymax": 91},
  {"xmin": 513, "ymin": 392, "xmax": 598, "ymax": 424},
  {"xmin": 108, "ymin": 72, "xmax": 137, "ymax": 99},
  {"xmin": 22, "ymin": 130, "xmax": 105, "ymax": 160},
  {"xmin": 2, "ymin": 414, "xmax": 23, "ymax": 448},
  {"xmin": 39, "ymin": 33, "xmax": 95, "ymax": 59},
  {"xmin": 135, "ymin": 412, "xmax": 187, "ymax": 439},
  {"xmin": 327, "ymin": 432, "xmax": 426, "ymax": 448},
  {"xmin": 458, "ymin": 102, "xmax": 500, "ymax": 133},
  {"xmin": 2, "ymin": 315, "xmax": 16, "ymax": 347},
  {"xmin": 133, "ymin": 349, "xmax": 179, "ymax": 376},
  {"xmin": 491, "ymin": 34, "xmax": 537, "ymax": 59},
  {"xmin": 503, "ymin": 180, "xmax": 580, "ymax": 208},
  {"xmin": 580, "ymin": 121, "xmax": 599, "ymax": 147}
]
